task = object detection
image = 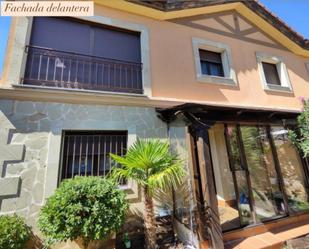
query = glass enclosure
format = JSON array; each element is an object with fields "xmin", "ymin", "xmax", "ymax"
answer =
[
  {"xmin": 210, "ymin": 124, "xmax": 309, "ymax": 232},
  {"xmin": 271, "ymin": 126, "xmax": 309, "ymax": 213}
]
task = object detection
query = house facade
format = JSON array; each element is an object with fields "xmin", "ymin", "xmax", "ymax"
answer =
[{"xmin": 1, "ymin": 0, "xmax": 309, "ymax": 248}]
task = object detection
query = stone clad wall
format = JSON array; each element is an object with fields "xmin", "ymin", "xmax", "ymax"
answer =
[{"xmin": 0, "ymin": 99, "xmax": 167, "ymax": 233}]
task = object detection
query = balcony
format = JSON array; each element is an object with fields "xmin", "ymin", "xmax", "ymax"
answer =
[{"xmin": 22, "ymin": 46, "xmax": 143, "ymax": 94}]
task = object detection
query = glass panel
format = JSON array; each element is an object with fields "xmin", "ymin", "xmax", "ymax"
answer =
[
  {"xmin": 200, "ymin": 60, "xmax": 224, "ymax": 77},
  {"xmin": 235, "ymin": 171, "xmax": 253, "ymax": 226},
  {"xmin": 211, "ymin": 125, "xmax": 241, "ymax": 231},
  {"xmin": 226, "ymin": 125, "xmax": 242, "ymax": 171},
  {"xmin": 200, "ymin": 60, "xmax": 210, "ymax": 75},
  {"xmin": 174, "ymin": 178, "xmax": 192, "ymax": 227},
  {"xmin": 271, "ymin": 126, "xmax": 309, "ymax": 212},
  {"xmin": 240, "ymin": 126, "xmax": 286, "ymax": 222},
  {"xmin": 209, "ymin": 63, "xmax": 224, "ymax": 77},
  {"xmin": 225, "ymin": 125, "xmax": 253, "ymax": 226}
]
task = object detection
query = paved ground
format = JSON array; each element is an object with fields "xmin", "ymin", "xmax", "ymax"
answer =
[{"xmin": 284, "ymin": 234, "xmax": 309, "ymax": 249}]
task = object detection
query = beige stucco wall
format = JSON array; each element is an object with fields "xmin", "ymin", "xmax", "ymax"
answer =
[
  {"xmin": 89, "ymin": 5, "xmax": 309, "ymax": 111},
  {"xmin": 2, "ymin": 5, "xmax": 309, "ymax": 111},
  {"xmin": 93, "ymin": 5, "xmax": 307, "ymax": 110}
]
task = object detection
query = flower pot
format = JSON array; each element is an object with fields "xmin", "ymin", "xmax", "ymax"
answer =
[
  {"xmin": 75, "ymin": 234, "xmax": 116, "ymax": 249},
  {"xmin": 124, "ymin": 241, "xmax": 131, "ymax": 248}
]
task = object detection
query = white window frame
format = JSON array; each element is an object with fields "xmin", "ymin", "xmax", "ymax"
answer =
[
  {"xmin": 192, "ymin": 37, "xmax": 237, "ymax": 86},
  {"xmin": 256, "ymin": 52, "xmax": 292, "ymax": 92}
]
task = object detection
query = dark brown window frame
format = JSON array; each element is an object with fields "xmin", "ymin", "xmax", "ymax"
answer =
[
  {"xmin": 262, "ymin": 62, "xmax": 281, "ymax": 86},
  {"xmin": 58, "ymin": 130, "xmax": 128, "ymax": 185},
  {"xmin": 221, "ymin": 122, "xmax": 309, "ymax": 233}
]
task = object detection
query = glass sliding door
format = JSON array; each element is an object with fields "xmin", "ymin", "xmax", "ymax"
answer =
[
  {"xmin": 240, "ymin": 126, "xmax": 286, "ymax": 222},
  {"xmin": 271, "ymin": 126, "xmax": 309, "ymax": 212},
  {"xmin": 211, "ymin": 123, "xmax": 309, "ymax": 232},
  {"xmin": 209, "ymin": 125, "xmax": 240, "ymax": 231},
  {"xmin": 225, "ymin": 125, "xmax": 254, "ymax": 227}
]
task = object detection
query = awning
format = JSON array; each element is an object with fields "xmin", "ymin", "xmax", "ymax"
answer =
[{"xmin": 156, "ymin": 103, "xmax": 300, "ymax": 125}]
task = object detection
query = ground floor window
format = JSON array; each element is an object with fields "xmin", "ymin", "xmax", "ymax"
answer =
[
  {"xmin": 210, "ymin": 124, "xmax": 309, "ymax": 232},
  {"xmin": 59, "ymin": 130, "xmax": 127, "ymax": 182}
]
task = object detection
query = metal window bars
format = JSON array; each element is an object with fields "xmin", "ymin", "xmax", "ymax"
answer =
[{"xmin": 60, "ymin": 131, "xmax": 127, "ymax": 184}]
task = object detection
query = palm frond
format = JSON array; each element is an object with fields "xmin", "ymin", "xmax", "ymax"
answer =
[
  {"xmin": 110, "ymin": 139, "xmax": 186, "ymax": 196},
  {"xmin": 148, "ymin": 161, "xmax": 185, "ymax": 192}
]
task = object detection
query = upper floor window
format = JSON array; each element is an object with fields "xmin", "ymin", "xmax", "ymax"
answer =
[
  {"xmin": 22, "ymin": 17, "xmax": 143, "ymax": 94},
  {"xmin": 193, "ymin": 37, "xmax": 237, "ymax": 86},
  {"xmin": 199, "ymin": 49, "xmax": 224, "ymax": 77},
  {"xmin": 262, "ymin": 62, "xmax": 281, "ymax": 85},
  {"xmin": 256, "ymin": 52, "xmax": 292, "ymax": 92},
  {"xmin": 60, "ymin": 130, "xmax": 127, "ymax": 183}
]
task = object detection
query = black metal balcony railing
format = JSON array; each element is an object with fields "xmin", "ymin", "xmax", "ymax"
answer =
[{"xmin": 22, "ymin": 46, "xmax": 143, "ymax": 94}]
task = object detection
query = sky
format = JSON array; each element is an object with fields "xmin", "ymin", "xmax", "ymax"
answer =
[
  {"xmin": 0, "ymin": 1, "xmax": 309, "ymax": 76},
  {"xmin": 259, "ymin": 0, "xmax": 309, "ymax": 38}
]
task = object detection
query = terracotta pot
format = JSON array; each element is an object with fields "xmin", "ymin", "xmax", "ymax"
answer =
[
  {"xmin": 76, "ymin": 235, "xmax": 116, "ymax": 249},
  {"xmin": 87, "ymin": 238, "xmax": 116, "ymax": 249}
]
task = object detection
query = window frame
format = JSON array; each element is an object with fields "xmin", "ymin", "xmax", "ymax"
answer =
[
  {"xmin": 58, "ymin": 130, "xmax": 129, "ymax": 187},
  {"xmin": 256, "ymin": 52, "xmax": 292, "ymax": 92},
  {"xmin": 219, "ymin": 122, "xmax": 309, "ymax": 233},
  {"xmin": 192, "ymin": 37, "xmax": 238, "ymax": 86},
  {"xmin": 12, "ymin": 16, "xmax": 152, "ymax": 97}
]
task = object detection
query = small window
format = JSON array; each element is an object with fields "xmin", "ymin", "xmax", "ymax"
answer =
[
  {"xmin": 199, "ymin": 49, "xmax": 224, "ymax": 77},
  {"xmin": 256, "ymin": 52, "xmax": 293, "ymax": 92},
  {"xmin": 256, "ymin": 52, "xmax": 292, "ymax": 92},
  {"xmin": 262, "ymin": 62, "xmax": 281, "ymax": 85},
  {"xmin": 192, "ymin": 38, "xmax": 237, "ymax": 85},
  {"xmin": 60, "ymin": 131, "xmax": 127, "ymax": 183}
]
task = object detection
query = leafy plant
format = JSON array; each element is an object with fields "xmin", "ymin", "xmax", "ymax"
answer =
[
  {"xmin": 110, "ymin": 139, "xmax": 185, "ymax": 249},
  {"xmin": 0, "ymin": 214, "xmax": 31, "ymax": 249},
  {"xmin": 289, "ymin": 99, "xmax": 309, "ymax": 157},
  {"xmin": 123, "ymin": 232, "xmax": 130, "ymax": 243},
  {"xmin": 38, "ymin": 176, "xmax": 128, "ymax": 248}
]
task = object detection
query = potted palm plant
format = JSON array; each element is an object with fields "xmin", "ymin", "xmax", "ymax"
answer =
[{"xmin": 111, "ymin": 139, "xmax": 185, "ymax": 249}]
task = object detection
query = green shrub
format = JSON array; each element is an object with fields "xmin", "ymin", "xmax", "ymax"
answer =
[
  {"xmin": 289, "ymin": 99, "xmax": 309, "ymax": 157},
  {"xmin": 0, "ymin": 214, "xmax": 31, "ymax": 249},
  {"xmin": 38, "ymin": 176, "xmax": 128, "ymax": 248}
]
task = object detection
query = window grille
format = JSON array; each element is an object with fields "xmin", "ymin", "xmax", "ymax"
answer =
[{"xmin": 60, "ymin": 131, "xmax": 127, "ymax": 183}]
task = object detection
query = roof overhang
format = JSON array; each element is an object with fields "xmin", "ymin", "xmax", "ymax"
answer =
[
  {"xmin": 156, "ymin": 103, "xmax": 300, "ymax": 125},
  {"xmin": 94, "ymin": 0, "xmax": 309, "ymax": 57}
]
